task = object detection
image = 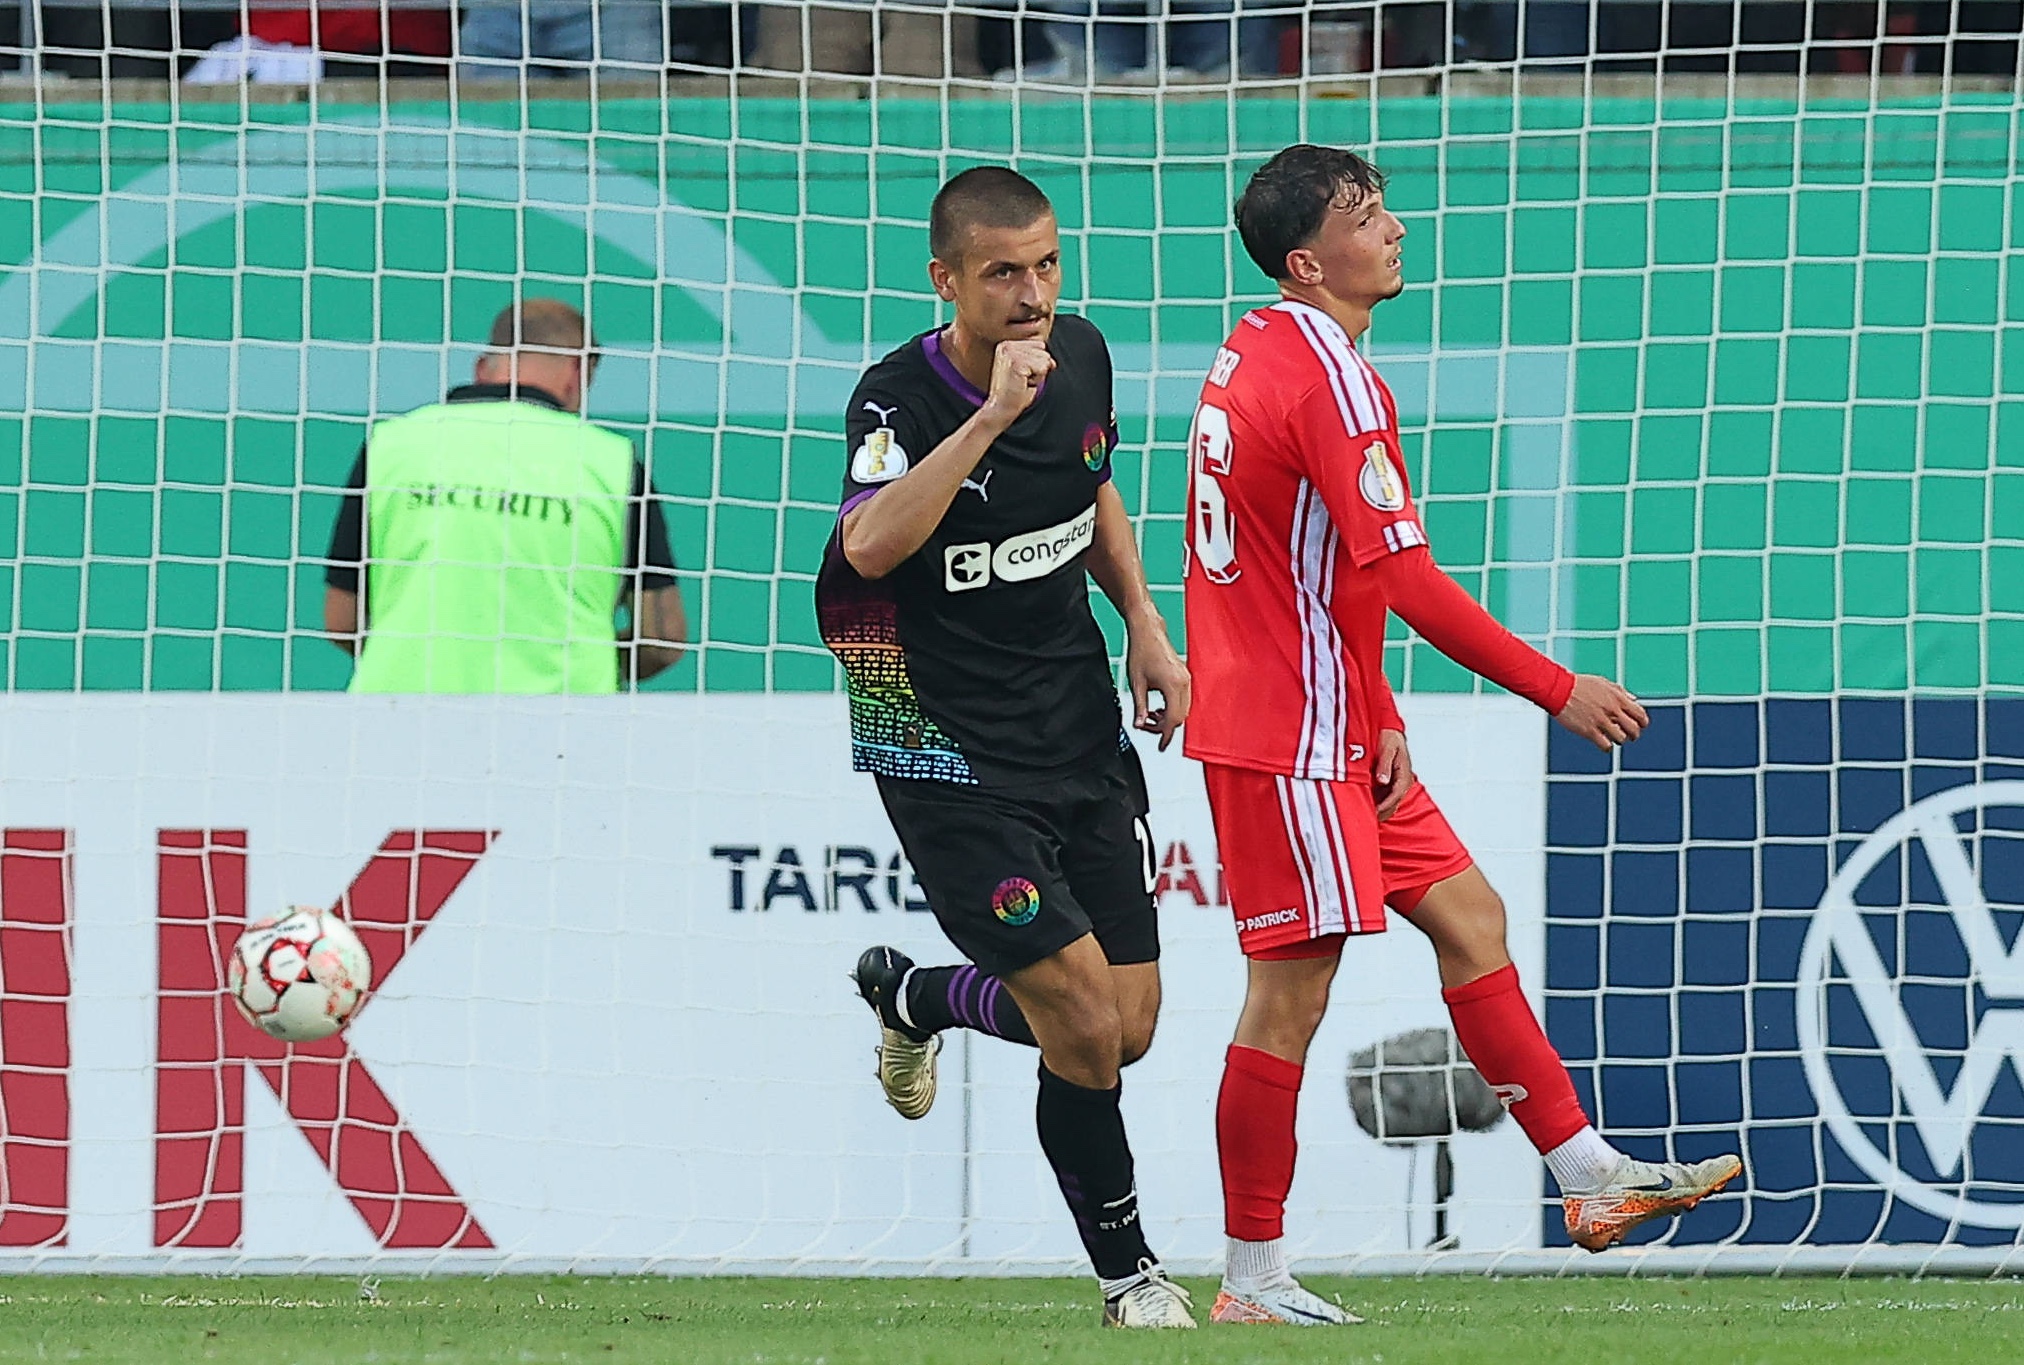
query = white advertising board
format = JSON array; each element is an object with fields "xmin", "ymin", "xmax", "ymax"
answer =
[{"xmin": 0, "ymin": 693, "xmax": 1547, "ymax": 1273}]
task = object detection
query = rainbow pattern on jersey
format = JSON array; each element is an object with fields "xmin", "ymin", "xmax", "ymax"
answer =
[
  {"xmin": 816, "ymin": 549, "xmax": 975, "ymax": 784},
  {"xmin": 1081, "ymin": 421, "xmax": 1111, "ymax": 472}
]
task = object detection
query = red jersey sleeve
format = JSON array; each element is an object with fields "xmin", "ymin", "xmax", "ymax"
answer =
[
  {"xmin": 1373, "ymin": 665, "xmax": 1405, "ymax": 734},
  {"xmin": 1286, "ymin": 378, "xmax": 1429, "ymax": 569},
  {"xmin": 1374, "ymin": 548, "xmax": 1577, "ymax": 714}
]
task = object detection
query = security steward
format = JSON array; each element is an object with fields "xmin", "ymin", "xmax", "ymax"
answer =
[{"xmin": 324, "ymin": 298, "xmax": 685, "ymax": 691}]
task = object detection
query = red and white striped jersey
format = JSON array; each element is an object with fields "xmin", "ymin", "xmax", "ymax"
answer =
[{"xmin": 1181, "ymin": 300, "xmax": 1427, "ymax": 782}]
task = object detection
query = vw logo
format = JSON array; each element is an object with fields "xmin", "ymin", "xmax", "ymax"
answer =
[{"xmin": 1797, "ymin": 782, "xmax": 2024, "ymax": 1227}]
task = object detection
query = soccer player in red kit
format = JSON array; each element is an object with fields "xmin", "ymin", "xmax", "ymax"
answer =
[{"xmin": 1186, "ymin": 145, "xmax": 1741, "ymax": 1325}]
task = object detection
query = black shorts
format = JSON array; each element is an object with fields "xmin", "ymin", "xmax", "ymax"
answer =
[{"xmin": 876, "ymin": 743, "xmax": 1160, "ymax": 978}]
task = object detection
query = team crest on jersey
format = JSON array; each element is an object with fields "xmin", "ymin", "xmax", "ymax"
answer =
[
  {"xmin": 1359, "ymin": 439, "xmax": 1406, "ymax": 511},
  {"xmin": 852, "ymin": 427, "xmax": 910, "ymax": 483},
  {"xmin": 993, "ymin": 877, "xmax": 1041, "ymax": 926},
  {"xmin": 1082, "ymin": 419, "xmax": 1112, "ymax": 473}
]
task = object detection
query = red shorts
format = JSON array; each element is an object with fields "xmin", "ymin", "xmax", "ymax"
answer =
[{"xmin": 1203, "ymin": 766, "xmax": 1474, "ymax": 958}]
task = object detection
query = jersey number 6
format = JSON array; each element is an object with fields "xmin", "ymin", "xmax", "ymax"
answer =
[{"xmin": 1187, "ymin": 402, "xmax": 1240, "ymax": 584}]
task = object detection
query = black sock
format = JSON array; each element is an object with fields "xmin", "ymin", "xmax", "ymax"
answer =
[
  {"xmin": 1035, "ymin": 1061, "xmax": 1153, "ymax": 1282},
  {"xmin": 903, "ymin": 964, "xmax": 1037, "ymax": 1046}
]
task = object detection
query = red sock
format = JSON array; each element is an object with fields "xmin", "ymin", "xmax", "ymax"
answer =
[
  {"xmin": 1216, "ymin": 1044, "xmax": 1302, "ymax": 1241},
  {"xmin": 1442, "ymin": 963, "xmax": 1589, "ymax": 1153}
]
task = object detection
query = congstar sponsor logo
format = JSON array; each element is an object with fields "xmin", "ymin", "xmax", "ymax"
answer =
[{"xmin": 943, "ymin": 505, "xmax": 1097, "ymax": 593}]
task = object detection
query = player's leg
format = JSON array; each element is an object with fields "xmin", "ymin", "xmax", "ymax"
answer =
[
  {"xmin": 852, "ymin": 743, "xmax": 1162, "ymax": 1086},
  {"xmin": 1108, "ymin": 960, "xmax": 1160, "ymax": 1065},
  {"xmin": 1059, "ymin": 742, "xmax": 1165, "ymax": 1067},
  {"xmin": 1206, "ymin": 765, "xmax": 1381, "ymax": 1326},
  {"xmin": 1020, "ymin": 737, "xmax": 1190, "ymax": 1320},
  {"xmin": 860, "ymin": 772, "xmax": 1192, "ymax": 1327},
  {"xmin": 850, "ymin": 776, "xmax": 1068, "ymax": 1122},
  {"xmin": 1000, "ymin": 934, "xmax": 1191, "ymax": 1326},
  {"xmin": 1213, "ymin": 938, "xmax": 1350, "ymax": 1324},
  {"xmin": 1393, "ymin": 865, "xmax": 1594, "ymax": 1153},
  {"xmin": 999, "ymin": 932, "xmax": 1122, "ymax": 1078},
  {"xmin": 1015, "ymin": 742, "xmax": 1188, "ymax": 1327},
  {"xmin": 855, "ymin": 949, "xmax": 1037, "ymax": 1055},
  {"xmin": 1383, "ymin": 787, "xmax": 1741, "ymax": 1250},
  {"xmin": 877, "ymin": 927, "xmax": 1192, "ymax": 1322},
  {"xmin": 854, "ymin": 951, "xmax": 1150, "ymax": 1064}
]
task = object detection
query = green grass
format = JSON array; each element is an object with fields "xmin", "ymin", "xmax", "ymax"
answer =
[{"xmin": 1, "ymin": 1275, "xmax": 2021, "ymax": 1364}]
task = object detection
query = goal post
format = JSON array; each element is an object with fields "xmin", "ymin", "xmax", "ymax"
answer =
[{"xmin": 0, "ymin": 5, "xmax": 2019, "ymax": 1272}]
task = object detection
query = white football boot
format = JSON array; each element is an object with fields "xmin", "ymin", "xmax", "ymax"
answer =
[
  {"xmin": 851, "ymin": 946, "xmax": 939, "ymax": 1120},
  {"xmin": 1210, "ymin": 1279, "xmax": 1363, "ymax": 1325},
  {"xmin": 1102, "ymin": 1262, "xmax": 1198, "ymax": 1328},
  {"xmin": 1564, "ymin": 1153, "xmax": 1743, "ymax": 1251}
]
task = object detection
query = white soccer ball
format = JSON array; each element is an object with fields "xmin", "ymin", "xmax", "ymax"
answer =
[{"xmin": 227, "ymin": 907, "xmax": 374, "ymax": 1043}]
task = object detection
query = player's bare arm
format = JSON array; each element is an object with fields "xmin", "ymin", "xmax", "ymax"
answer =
[
  {"xmin": 840, "ymin": 339, "xmax": 1053, "ymax": 579},
  {"xmin": 1085, "ymin": 483, "xmax": 1190, "ymax": 749}
]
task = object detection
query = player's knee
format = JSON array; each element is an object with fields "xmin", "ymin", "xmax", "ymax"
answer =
[
  {"xmin": 1265, "ymin": 988, "xmax": 1329, "ymax": 1057},
  {"xmin": 1477, "ymin": 884, "xmax": 1508, "ymax": 926},
  {"xmin": 1419, "ymin": 884, "xmax": 1508, "ymax": 957},
  {"xmin": 1234, "ymin": 967, "xmax": 1332, "ymax": 1060},
  {"xmin": 1120, "ymin": 1012, "xmax": 1157, "ymax": 1066},
  {"xmin": 1040, "ymin": 991, "xmax": 1125, "ymax": 1073},
  {"xmin": 1044, "ymin": 1031, "xmax": 1124, "ymax": 1090},
  {"xmin": 1071, "ymin": 998, "xmax": 1126, "ymax": 1054},
  {"xmin": 1465, "ymin": 889, "xmax": 1509, "ymax": 958}
]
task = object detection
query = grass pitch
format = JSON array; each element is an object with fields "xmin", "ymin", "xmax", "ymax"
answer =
[{"xmin": 0, "ymin": 1274, "xmax": 2018, "ymax": 1363}]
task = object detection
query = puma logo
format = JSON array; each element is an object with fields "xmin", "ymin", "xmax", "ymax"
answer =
[
  {"xmin": 861, "ymin": 400, "xmax": 899, "ymax": 424},
  {"xmin": 961, "ymin": 470, "xmax": 993, "ymax": 502}
]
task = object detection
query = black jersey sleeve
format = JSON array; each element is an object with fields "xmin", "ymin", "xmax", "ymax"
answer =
[
  {"xmin": 1091, "ymin": 322, "xmax": 1122, "ymax": 486},
  {"xmin": 627, "ymin": 459, "xmax": 679, "ymax": 592},
  {"xmin": 840, "ymin": 368, "xmax": 938, "ymax": 512},
  {"xmin": 324, "ymin": 444, "xmax": 368, "ymax": 591}
]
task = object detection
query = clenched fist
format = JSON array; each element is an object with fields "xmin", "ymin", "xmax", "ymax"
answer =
[{"xmin": 982, "ymin": 338, "xmax": 1055, "ymax": 427}]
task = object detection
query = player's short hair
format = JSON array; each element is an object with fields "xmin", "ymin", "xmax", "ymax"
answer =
[
  {"xmin": 487, "ymin": 298, "xmax": 600, "ymax": 367},
  {"xmin": 929, "ymin": 166, "xmax": 1054, "ymax": 265},
  {"xmin": 1234, "ymin": 145, "xmax": 1388, "ymax": 283}
]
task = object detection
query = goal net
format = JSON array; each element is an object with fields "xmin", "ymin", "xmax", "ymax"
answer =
[{"xmin": 0, "ymin": 1, "xmax": 2018, "ymax": 1274}]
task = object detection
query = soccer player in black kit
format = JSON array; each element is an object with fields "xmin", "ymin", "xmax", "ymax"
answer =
[{"xmin": 817, "ymin": 166, "xmax": 1196, "ymax": 1328}]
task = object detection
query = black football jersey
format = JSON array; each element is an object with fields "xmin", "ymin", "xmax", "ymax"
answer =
[{"xmin": 816, "ymin": 314, "xmax": 1123, "ymax": 785}]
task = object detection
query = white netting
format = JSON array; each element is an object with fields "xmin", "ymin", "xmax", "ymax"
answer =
[{"xmin": 0, "ymin": 3, "xmax": 2018, "ymax": 1273}]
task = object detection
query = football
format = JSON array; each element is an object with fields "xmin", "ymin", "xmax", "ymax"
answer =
[{"xmin": 226, "ymin": 907, "xmax": 374, "ymax": 1043}]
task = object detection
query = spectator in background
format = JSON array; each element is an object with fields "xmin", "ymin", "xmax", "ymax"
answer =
[
  {"xmin": 748, "ymin": 0, "xmax": 984, "ymax": 77},
  {"xmin": 459, "ymin": 0, "xmax": 668, "ymax": 80},
  {"xmin": 324, "ymin": 298, "xmax": 686, "ymax": 693},
  {"xmin": 185, "ymin": 3, "xmax": 452, "ymax": 83},
  {"xmin": 1453, "ymin": 1, "xmax": 1592, "ymax": 63},
  {"xmin": 989, "ymin": 0, "xmax": 1278, "ymax": 82}
]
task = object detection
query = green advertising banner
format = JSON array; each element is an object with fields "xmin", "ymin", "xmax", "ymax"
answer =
[{"xmin": 0, "ymin": 93, "xmax": 2017, "ymax": 693}]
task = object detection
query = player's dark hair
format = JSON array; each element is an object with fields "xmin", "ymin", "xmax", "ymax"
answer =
[
  {"xmin": 930, "ymin": 166, "xmax": 1054, "ymax": 265},
  {"xmin": 1234, "ymin": 145, "xmax": 1387, "ymax": 283}
]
